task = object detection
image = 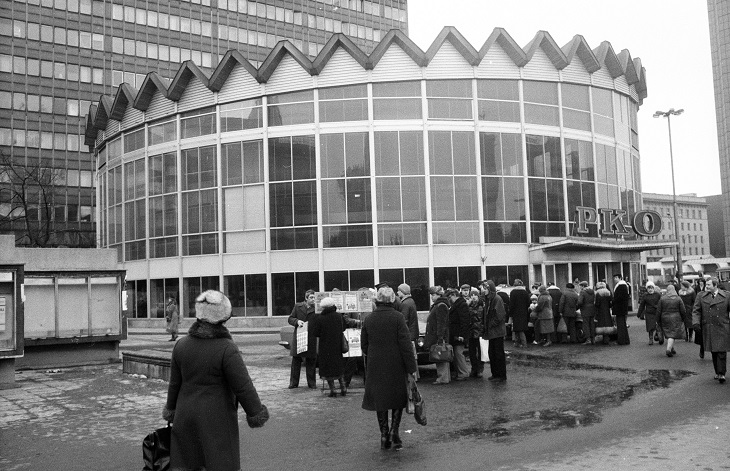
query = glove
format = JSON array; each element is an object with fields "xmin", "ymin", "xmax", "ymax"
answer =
[
  {"xmin": 162, "ymin": 407, "xmax": 175, "ymax": 422},
  {"xmin": 247, "ymin": 404, "xmax": 269, "ymax": 428},
  {"xmin": 693, "ymin": 324, "xmax": 700, "ymax": 331}
]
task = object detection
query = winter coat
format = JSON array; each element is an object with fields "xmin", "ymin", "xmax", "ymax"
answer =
[
  {"xmin": 577, "ymin": 288, "xmax": 595, "ymax": 318},
  {"xmin": 548, "ymin": 286, "xmax": 562, "ymax": 317},
  {"xmin": 468, "ymin": 298, "xmax": 484, "ymax": 338},
  {"xmin": 692, "ymin": 290, "xmax": 730, "ymax": 352},
  {"xmin": 638, "ymin": 291, "xmax": 661, "ymax": 332},
  {"xmin": 309, "ymin": 305, "xmax": 345, "ymax": 379},
  {"xmin": 399, "ymin": 296, "xmax": 420, "ymax": 341},
  {"xmin": 449, "ymin": 296, "xmax": 471, "ymax": 345},
  {"xmin": 533, "ymin": 293, "xmax": 555, "ymax": 334},
  {"xmin": 424, "ymin": 296, "xmax": 450, "ymax": 348},
  {"xmin": 165, "ymin": 321, "xmax": 268, "ymax": 471},
  {"xmin": 361, "ymin": 304, "xmax": 418, "ymax": 412},
  {"xmin": 679, "ymin": 289, "xmax": 696, "ymax": 328},
  {"xmin": 483, "ymin": 292, "xmax": 507, "ymax": 340},
  {"xmin": 613, "ymin": 281, "xmax": 631, "ymax": 316},
  {"xmin": 559, "ymin": 289, "xmax": 580, "ymax": 318},
  {"xmin": 594, "ymin": 288, "xmax": 614, "ymax": 328},
  {"xmin": 165, "ymin": 303, "xmax": 180, "ymax": 335},
  {"xmin": 509, "ymin": 286, "xmax": 531, "ymax": 333},
  {"xmin": 657, "ymin": 292, "xmax": 687, "ymax": 340},
  {"xmin": 288, "ymin": 301, "xmax": 319, "ymax": 358},
  {"xmin": 497, "ymin": 291, "xmax": 510, "ymax": 320}
]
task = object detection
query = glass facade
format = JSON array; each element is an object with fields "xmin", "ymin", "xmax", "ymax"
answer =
[{"xmin": 88, "ymin": 28, "xmax": 647, "ymax": 317}]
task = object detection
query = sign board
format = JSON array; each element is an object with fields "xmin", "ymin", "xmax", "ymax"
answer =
[
  {"xmin": 574, "ymin": 207, "xmax": 662, "ymax": 237},
  {"xmin": 315, "ymin": 290, "xmax": 374, "ymax": 313},
  {"xmin": 343, "ymin": 328, "xmax": 361, "ymax": 358}
]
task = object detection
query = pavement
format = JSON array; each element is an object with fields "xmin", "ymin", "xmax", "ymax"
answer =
[{"xmin": 2, "ymin": 315, "xmax": 730, "ymax": 470}]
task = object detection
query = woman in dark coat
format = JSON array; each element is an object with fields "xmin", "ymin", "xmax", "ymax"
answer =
[
  {"xmin": 594, "ymin": 282, "xmax": 614, "ymax": 345},
  {"xmin": 163, "ymin": 290, "xmax": 269, "ymax": 471},
  {"xmin": 165, "ymin": 297, "xmax": 180, "ymax": 341},
  {"xmin": 638, "ymin": 281, "xmax": 662, "ymax": 345},
  {"xmin": 532, "ymin": 285, "xmax": 554, "ymax": 346},
  {"xmin": 577, "ymin": 282, "xmax": 596, "ymax": 344},
  {"xmin": 679, "ymin": 280, "xmax": 697, "ymax": 341},
  {"xmin": 657, "ymin": 284, "xmax": 687, "ymax": 357},
  {"xmin": 424, "ymin": 286, "xmax": 450, "ymax": 384},
  {"xmin": 362, "ymin": 286, "xmax": 418, "ymax": 450},
  {"xmin": 509, "ymin": 279, "xmax": 530, "ymax": 348},
  {"xmin": 310, "ymin": 297, "xmax": 347, "ymax": 397}
]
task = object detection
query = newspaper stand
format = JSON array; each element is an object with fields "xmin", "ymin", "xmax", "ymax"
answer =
[{"xmin": 314, "ymin": 289, "xmax": 373, "ymax": 393}]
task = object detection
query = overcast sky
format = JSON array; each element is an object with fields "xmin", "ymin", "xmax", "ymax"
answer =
[{"xmin": 407, "ymin": 0, "xmax": 720, "ymax": 197}]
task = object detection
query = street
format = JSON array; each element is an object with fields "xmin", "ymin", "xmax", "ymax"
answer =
[{"xmin": 2, "ymin": 315, "xmax": 730, "ymax": 470}]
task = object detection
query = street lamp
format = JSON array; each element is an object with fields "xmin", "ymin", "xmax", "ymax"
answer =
[{"xmin": 653, "ymin": 108, "xmax": 684, "ymax": 280}]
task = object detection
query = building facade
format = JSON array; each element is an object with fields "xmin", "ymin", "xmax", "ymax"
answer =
[
  {"xmin": 85, "ymin": 27, "xmax": 661, "ymax": 319},
  {"xmin": 707, "ymin": 193, "xmax": 727, "ymax": 258},
  {"xmin": 0, "ymin": 0, "xmax": 407, "ymax": 248},
  {"xmin": 641, "ymin": 193, "xmax": 711, "ymax": 264},
  {"xmin": 708, "ymin": 0, "xmax": 730, "ymax": 257}
]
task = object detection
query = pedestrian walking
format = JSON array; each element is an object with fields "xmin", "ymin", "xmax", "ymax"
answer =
[
  {"xmin": 361, "ymin": 286, "xmax": 418, "ymax": 450},
  {"xmin": 165, "ymin": 297, "xmax": 179, "ymax": 341},
  {"xmin": 398, "ymin": 283, "xmax": 420, "ymax": 381},
  {"xmin": 637, "ymin": 281, "xmax": 661, "ymax": 345},
  {"xmin": 657, "ymin": 284, "xmax": 687, "ymax": 357},
  {"xmin": 483, "ymin": 280, "xmax": 507, "ymax": 381},
  {"xmin": 424, "ymin": 286, "xmax": 450, "ymax": 385},
  {"xmin": 509, "ymin": 279, "xmax": 530, "ymax": 348},
  {"xmin": 692, "ymin": 278, "xmax": 730, "ymax": 383},
  {"xmin": 613, "ymin": 274, "xmax": 631, "ymax": 345},
  {"xmin": 310, "ymin": 297, "xmax": 347, "ymax": 397},
  {"xmin": 287, "ymin": 289, "xmax": 319, "ymax": 389},
  {"xmin": 594, "ymin": 282, "xmax": 613, "ymax": 345},
  {"xmin": 163, "ymin": 290, "xmax": 269, "ymax": 471}
]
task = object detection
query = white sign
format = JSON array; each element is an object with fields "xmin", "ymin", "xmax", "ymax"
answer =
[
  {"xmin": 0, "ymin": 296, "xmax": 5, "ymax": 331},
  {"xmin": 343, "ymin": 328, "xmax": 362, "ymax": 358}
]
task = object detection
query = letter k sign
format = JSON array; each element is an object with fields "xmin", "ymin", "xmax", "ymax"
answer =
[{"xmin": 600, "ymin": 208, "xmax": 630, "ymax": 236}]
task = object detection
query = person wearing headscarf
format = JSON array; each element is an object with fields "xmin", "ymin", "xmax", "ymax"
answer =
[
  {"xmin": 424, "ymin": 286, "xmax": 450, "ymax": 384},
  {"xmin": 638, "ymin": 281, "xmax": 662, "ymax": 345},
  {"xmin": 577, "ymin": 281, "xmax": 596, "ymax": 345},
  {"xmin": 310, "ymin": 297, "xmax": 347, "ymax": 397},
  {"xmin": 657, "ymin": 284, "xmax": 687, "ymax": 357},
  {"xmin": 594, "ymin": 282, "xmax": 614, "ymax": 345},
  {"xmin": 163, "ymin": 290, "xmax": 269, "ymax": 471},
  {"xmin": 678, "ymin": 280, "xmax": 697, "ymax": 342},
  {"xmin": 361, "ymin": 287, "xmax": 418, "ymax": 450},
  {"xmin": 612, "ymin": 274, "xmax": 631, "ymax": 345},
  {"xmin": 532, "ymin": 285, "xmax": 554, "ymax": 346}
]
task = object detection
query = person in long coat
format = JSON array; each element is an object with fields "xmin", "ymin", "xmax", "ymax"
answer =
[
  {"xmin": 559, "ymin": 283, "xmax": 580, "ymax": 343},
  {"xmin": 165, "ymin": 297, "xmax": 180, "ymax": 341},
  {"xmin": 613, "ymin": 274, "xmax": 631, "ymax": 345},
  {"xmin": 424, "ymin": 286, "xmax": 450, "ymax": 384},
  {"xmin": 287, "ymin": 289, "xmax": 318, "ymax": 389},
  {"xmin": 594, "ymin": 282, "xmax": 614, "ymax": 345},
  {"xmin": 692, "ymin": 278, "xmax": 730, "ymax": 383},
  {"xmin": 310, "ymin": 297, "xmax": 346, "ymax": 397},
  {"xmin": 638, "ymin": 281, "xmax": 662, "ymax": 346},
  {"xmin": 361, "ymin": 286, "xmax": 418, "ymax": 450},
  {"xmin": 483, "ymin": 280, "xmax": 507, "ymax": 381},
  {"xmin": 679, "ymin": 280, "xmax": 697, "ymax": 341},
  {"xmin": 533, "ymin": 285, "xmax": 554, "ymax": 346},
  {"xmin": 163, "ymin": 290, "xmax": 269, "ymax": 471},
  {"xmin": 509, "ymin": 279, "xmax": 530, "ymax": 348},
  {"xmin": 447, "ymin": 288, "xmax": 471, "ymax": 381},
  {"xmin": 547, "ymin": 283, "xmax": 563, "ymax": 342},
  {"xmin": 577, "ymin": 281, "xmax": 596, "ymax": 345},
  {"xmin": 467, "ymin": 288, "xmax": 485, "ymax": 377},
  {"xmin": 657, "ymin": 284, "xmax": 687, "ymax": 357}
]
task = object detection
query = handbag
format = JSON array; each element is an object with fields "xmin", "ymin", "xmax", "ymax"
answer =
[
  {"xmin": 341, "ymin": 332, "xmax": 349, "ymax": 354},
  {"xmin": 557, "ymin": 317, "xmax": 568, "ymax": 334},
  {"xmin": 406, "ymin": 375, "xmax": 427, "ymax": 426},
  {"xmin": 429, "ymin": 340, "xmax": 453, "ymax": 363},
  {"xmin": 142, "ymin": 423, "xmax": 171, "ymax": 471}
]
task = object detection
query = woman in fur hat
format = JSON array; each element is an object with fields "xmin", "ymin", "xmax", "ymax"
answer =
[
  {"xmin": 309, "ymin": 297, "xmax": 347, "ymax": 397},
  {"xmin": 163, "ymin": 290, "xmax": 269, "ymax": 471}
]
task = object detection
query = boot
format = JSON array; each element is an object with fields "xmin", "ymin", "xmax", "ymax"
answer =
[
  {"xmin": 648, "ymin": 332, "xmax": 654, "ymax": 345},
  {"xmin": 289, "ymin": 358, "xmax": 301, "ymax": 388},
  {"xmin": 377, "ymin": 411, "xmax": 391, "ymax": 449},
  {"xmin": 327, "ymin": 379, "xmax": 337, "ymax": 397},
  {"xmin": 338, "ymin": 376, "xmax": 347, "ymax": 397},
  {"xmin": 390, "ymin": 408, "xmax": 403, "ymax": 450}
]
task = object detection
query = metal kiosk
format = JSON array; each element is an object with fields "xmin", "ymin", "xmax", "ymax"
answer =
[{"xmin": 0, "ymin": 265, "xmax": 24, "ymax": 388}]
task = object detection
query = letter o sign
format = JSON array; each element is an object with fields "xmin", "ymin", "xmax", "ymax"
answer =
[{"xmin": 632, "ymin": 210, "xmax": 662, "ymax": 237}]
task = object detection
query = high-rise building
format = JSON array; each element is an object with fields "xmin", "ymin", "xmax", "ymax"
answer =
[
  {"xmin": 708, "ymin": 0, "xmax": 730, "ymax": 257},
  {"xmin": 706, "ymin": 193, "xmax": 727, "ymax": 257},
  {"xmin": 0, "ymin": 0, "xmax": 408, "ymax": 247}
]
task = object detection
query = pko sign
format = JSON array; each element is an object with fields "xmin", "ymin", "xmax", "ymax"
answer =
[{"xmin": 575, "ymin": 207, "xmax": 662, "ymax": 237}]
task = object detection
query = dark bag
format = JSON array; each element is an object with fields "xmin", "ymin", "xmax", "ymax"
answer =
[
  {"xmin": 406, "ymin": 376, "xmax": 427, "ymax": 426},
  {"xmin": 341, "ymin": 332, "xmax": 349, "ymax": 353},
  {"xmin": 429, "ymin": 340, "xmax": 453, "ymax": 363},
  {"xmin": 142, "ymin": 424, "xmax": 172, "ymax": 471}
]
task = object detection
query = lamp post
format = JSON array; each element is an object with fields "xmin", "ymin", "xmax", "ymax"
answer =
[{"xmin": 653, "ymin": 108, "xmax": 684, "ymax": 280}]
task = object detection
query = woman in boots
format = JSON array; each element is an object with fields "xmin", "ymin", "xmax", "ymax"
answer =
[
  {"xmin": 361, "ymin": 286, "xmax": 418, "ymax": 450},
  {"xmin": 310, "ymin": 297, "xmax": 347, "ymax": 397},
  {"xmin": 637, "ymin": 282, "xmax": 661, "ymax": 346}
]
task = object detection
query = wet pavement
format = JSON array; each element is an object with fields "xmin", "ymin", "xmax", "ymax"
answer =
[{"xmin": 2, "ymin": 315, "xmax": 730, "ymax": 470}]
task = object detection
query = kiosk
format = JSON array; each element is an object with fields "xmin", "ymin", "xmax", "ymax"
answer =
[{"xmin": 0, "ymin": 265, "xmax": 24, "ymax": 388}]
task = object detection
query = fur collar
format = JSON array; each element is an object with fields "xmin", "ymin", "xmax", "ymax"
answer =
[{"xmin": 188, "ymin": 319, "xmax": 232, "ymax": 339}]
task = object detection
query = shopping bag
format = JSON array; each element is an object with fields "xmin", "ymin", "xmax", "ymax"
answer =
[
  {"xmin": 341, "ymin": 332, "xmax": 349, "ymax": 353},
  {"xmin": 428, "ymin": 340, "xmax": 453, "ymax": 363},
  {"xmin": 142, "ymin": 423, "xmax": 171, "ymax": 471},
  {"xmin": 557, "ymin": 317, "xmax": 568, "ymax": 334},
  {"xmin": 406, "ymin": 375, "xmax": 427, "ymax": 426},
  {"xmin": 479, "ymin": 337, "xmax": 489, "ymax": 363},
  {"xmin": 296, "ymin": 321, "xmax": 308, "ymax": 355}
]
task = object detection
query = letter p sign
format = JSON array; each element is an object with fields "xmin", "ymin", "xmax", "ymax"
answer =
[{"xmin": 575, "ymin": 206, "xmax": 597, "ymax": 234}]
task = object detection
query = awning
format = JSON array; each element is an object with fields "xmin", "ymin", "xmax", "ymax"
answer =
[{"xmin": 529, "ymin": 236, "xmax": 677, "ymax": 253}]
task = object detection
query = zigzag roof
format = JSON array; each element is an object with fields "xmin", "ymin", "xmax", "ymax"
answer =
[{"xmin": 84, "ymin": 27, "xmax": 648, "ymax": 147}]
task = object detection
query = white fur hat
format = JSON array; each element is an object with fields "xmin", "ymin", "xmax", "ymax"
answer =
[
  {"xmin": 195, "ymin": 290, "xmax": 232, "ymax": 324},
  {"xmin": 320, "ymin": 297, "xmax": 336, "ymax": 308}
]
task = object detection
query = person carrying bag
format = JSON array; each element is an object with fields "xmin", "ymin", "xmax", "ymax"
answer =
[{"xmin": 424, "ymin": 286, "xmax": 451, "ymax": 384}]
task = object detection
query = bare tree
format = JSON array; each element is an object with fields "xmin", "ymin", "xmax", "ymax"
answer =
[{"xmin": 0, "ymin": 151, "xmax": 62, "ymax": 247}]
